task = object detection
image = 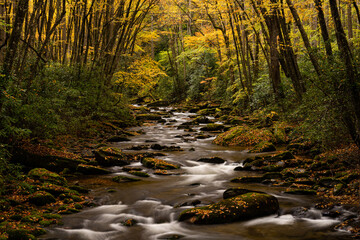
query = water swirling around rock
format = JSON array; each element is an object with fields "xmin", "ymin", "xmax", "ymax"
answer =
[{"xmin": 41, "ymin": 107, "xmax": 352, "ymax": 240}]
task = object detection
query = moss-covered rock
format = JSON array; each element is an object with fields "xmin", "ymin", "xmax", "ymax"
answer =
[
  {"xmin": 230, "ymin": 176, "xmax": 264, "ymax": 183},
  {"xmin": 249, "ymin": 141, "xmax": 276, "ymax": 153},
  {"xmin": 262, "ymin": 172, "xmax": 283, "ymax": 180},
  {"xmin": 93, "ymin": 147, "xmax": 132, "ymax": 167},
  {"xmin": 28, "ymin": 168, "xmax": 67, "ymax": 186},
  {"xmin": 13, "ymin": 144, "xmax": 85, "ymax": 172},
  {"xmin": 112, "ymin": 176, "xmax": 141, "ymax": 183},
  {"xmin": 7, "ymin": 229, "xmax": 36, "ymax": 240},
  {"xmin": 76, "ymin": 164, "xmax": 111, "ymax": 175},
  {"xmin": 213, "ymin": 126, "xmax": 274, "ymax": 146},
  {"xmin": 178, "ymin": 192, "xmax": 279, "ymax": 224},
  {"xmin": 270, "ymin": 151, "xmax": 295, "ymax": 161},
  {"xmin": 223, "ymin": 188, "xmax": 266, "ymax": 199},
  {"xmin": 128, "ymin": 171, "xmax": 150, "ymax": 177},
  {"xmin": 141, "ymin": 157, "xmax": 180, "ymax": 170},
  {"xmin": 40, "ymin": 182, "xmax": 69, "ymax": 196},
  {"xmin": 28, "ymin": 191, "xmax": 56, "ymax": 206},
  {"xmin": 200, "ymin": 124, "xmax": 224, "ymax": 132}
]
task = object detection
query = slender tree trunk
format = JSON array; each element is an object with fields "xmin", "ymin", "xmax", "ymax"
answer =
[
  {"xmin": 286, "ymin": 0, "xmax": 321, "ymax": 76},
  {"xmin": 329, "ymin": 0, "xmax": 360, "ymax": 147}
]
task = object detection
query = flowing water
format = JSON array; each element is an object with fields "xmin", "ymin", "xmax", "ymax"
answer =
[{"xmin": 41, "ymin": 107, "xmax": 352, "ymax": 240}]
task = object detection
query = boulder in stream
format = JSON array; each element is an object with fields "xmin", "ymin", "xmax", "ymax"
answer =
[
  {"xmin": 200, "ymin": 123, "xmax": 224, "ymax": 132},
  {"xmin": 249, "ymin": 141, "xmax": 276, "ymax": 153},
  {"xmin": 93, "ymin": 147, "xmax": 133, "ymax": 167},
  {"xmin": 178, "ymin": 192, "xmax": 279, "ymax": 224},
  {"xmin": 141, "ymin": 157, "xmax": 180, "ymax": 170},
  {"xmin": 197, "ymin": 157, "xmax": 226, "ymax": 164},
  {"xmin": 76, "ymin": 164, "xmax": 111, "ymax": 175}
]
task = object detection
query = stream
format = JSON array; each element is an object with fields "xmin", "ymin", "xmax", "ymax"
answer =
[{"xmin": 41, "ymin": 107, "xmax": 352, "ymax": 240}]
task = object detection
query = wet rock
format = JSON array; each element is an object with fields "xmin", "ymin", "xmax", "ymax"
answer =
[
  {"xmin": 127, "ymin": 145, "xmax": 150, "ymax": 150},
  {"xmin": 200, "ymin": 123, "xmax": 224, "ymax": 132},
  {"xmin": 230, "ymin": 176, "xmax": 264, "ymax": 183},
  {"xmin": 141, "ymin": 157, "xmax": 180, "ymax": 170},
  {"xmin": 197, "ymin": 157, "xmax": 226, "ymax": 164},
  {"xmin": 76, "ymin": 164, "xmax": 111, "ymax": 175},
  {"xmin": 318, "ymin": 177, "xmax": 344, "ymax": 187},
  {"xmin": 154, "ymin": 169, "xmax": 172, "ymax": 175},
  {"xmin": 128, "ymin": 171, "xmax": 150, "ymax": 177},
  {"xmin": 284, "ymin": 189, "xmax": 317, "ymax": 195},
  {"xmin": 106, "ymin": 135, "xmax": 131, "ymax": 142},
  {"xmin": 262, "ymin": 172, "xmax": 283, "ymax": 180},
  {"xmin": 192, "ymin": 116, "xmax": 213, "ymax": 124},
  {"xmin": 150, "ymin": 144, "xmax": 183, "ymax": 152},
  {"xmin": 93, "ymin": 147, "xmax": 132, "ymax": 166},
  {"xmin": 28, "ymin": 191, "xmax": 56, "ymax": 206},
  {"xmin": 293, "ymin": 178, "xmax": 316, "ymax": 185},
  {"xmin": 112, "ymin": 176, "xmax": 141, "ymax": 183},
  {"xmin": 223, "ymin": 188, "xmax": 266, "ymax": 199},
  {"xmin": 28, "ymin": 168, "xmax": 67, "ymax": 186},
  {"xmin": 289, "ymin": 207, "xmax": 322, "ymax": 220},
  {"xmin": 178, "ymin": 192, "xmax": 279, "ymax": 224},
  {"xmin": 122, "ymin": 166, "xmax": 143, "ymax": 172},
  {"xmin": 270, "ymin": 151, "xmax": 295, "ymax": 161},
  {"xmin": 195, "ymin": 134, "xmax": 211, "ymax": 139},
  {"xmin": 191, "ymin": 199, "xmax": 201, "ymax": 206},
  {"xmin": 249, "ymin": 141, "xmax": 276, "ymax": 153},
  {"xmin": 147, "ymin": 100, "xmax": 169, "ymax": 107}
]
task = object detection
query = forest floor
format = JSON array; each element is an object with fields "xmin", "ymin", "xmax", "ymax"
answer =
[{"xmin": 0, "ymin": 102, "xmax": 360, "ymax": 239}]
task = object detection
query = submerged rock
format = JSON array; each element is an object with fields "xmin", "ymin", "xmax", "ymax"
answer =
[
  {"xmin": 178, "ymin": 192, "xmax": 279, "ymax": 224},
  {"xmin": 112, "ymin": 176, "xmax": 140, "ymax": 183}
]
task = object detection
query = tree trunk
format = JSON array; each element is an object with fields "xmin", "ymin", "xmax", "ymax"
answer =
[
  {"xmin": 314, "ymin": 0, "xmax": 333, "ymax": 57},
  {"xmin": 329, "ymin": 0, "xmax": 360, "ymax": 148}
]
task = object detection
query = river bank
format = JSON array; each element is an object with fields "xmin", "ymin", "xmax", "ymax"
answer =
[{"xmin": 0, "ymin": 102, "xmax": 359, "ymax": 239}]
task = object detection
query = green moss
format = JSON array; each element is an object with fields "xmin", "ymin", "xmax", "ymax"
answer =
[
  {"xmin": 249, "ymin": 141, "xmax": 276, "ymax": 153},
  {"xmin": 200, "ymin": 124, "xmax": 224, "ymax": 131},
  {"xmin": 128, "ymin": 171, "xmax": 150, "ymax": 177},
  {"xmin": 178, "ymin": 193, "xmax": 279, "ymax": 224},
  {"xmin": 141, "ymin": 158, "xmax": 180, "ymax": 170},
  {"xmin": 28, "ymin": 191, "xmax": 56, "ymax": 206},
  {"xmin": 213, "ymin": 126, "xmax": 274, "ymax": 146},
  {"xmin": 112, "ymin": 176, "xmax": 141, "ymax": 183},
  {"xmin": 28, "ymin": 168, "xmax": 67, "ymax": 186},
  {"xmin": 7, "ymin": 229, "xmax": 36, "ymax": 240}
]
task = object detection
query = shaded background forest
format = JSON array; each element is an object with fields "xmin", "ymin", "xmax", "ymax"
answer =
[{"xmin": 1, "ymin": 0, "xmax": 360, "ymax": 154}]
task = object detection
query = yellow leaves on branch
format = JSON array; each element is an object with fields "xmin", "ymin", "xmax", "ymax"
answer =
[{"xmin": 114, "ymin": 56, "xmax": 168, "ymax": 96}]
